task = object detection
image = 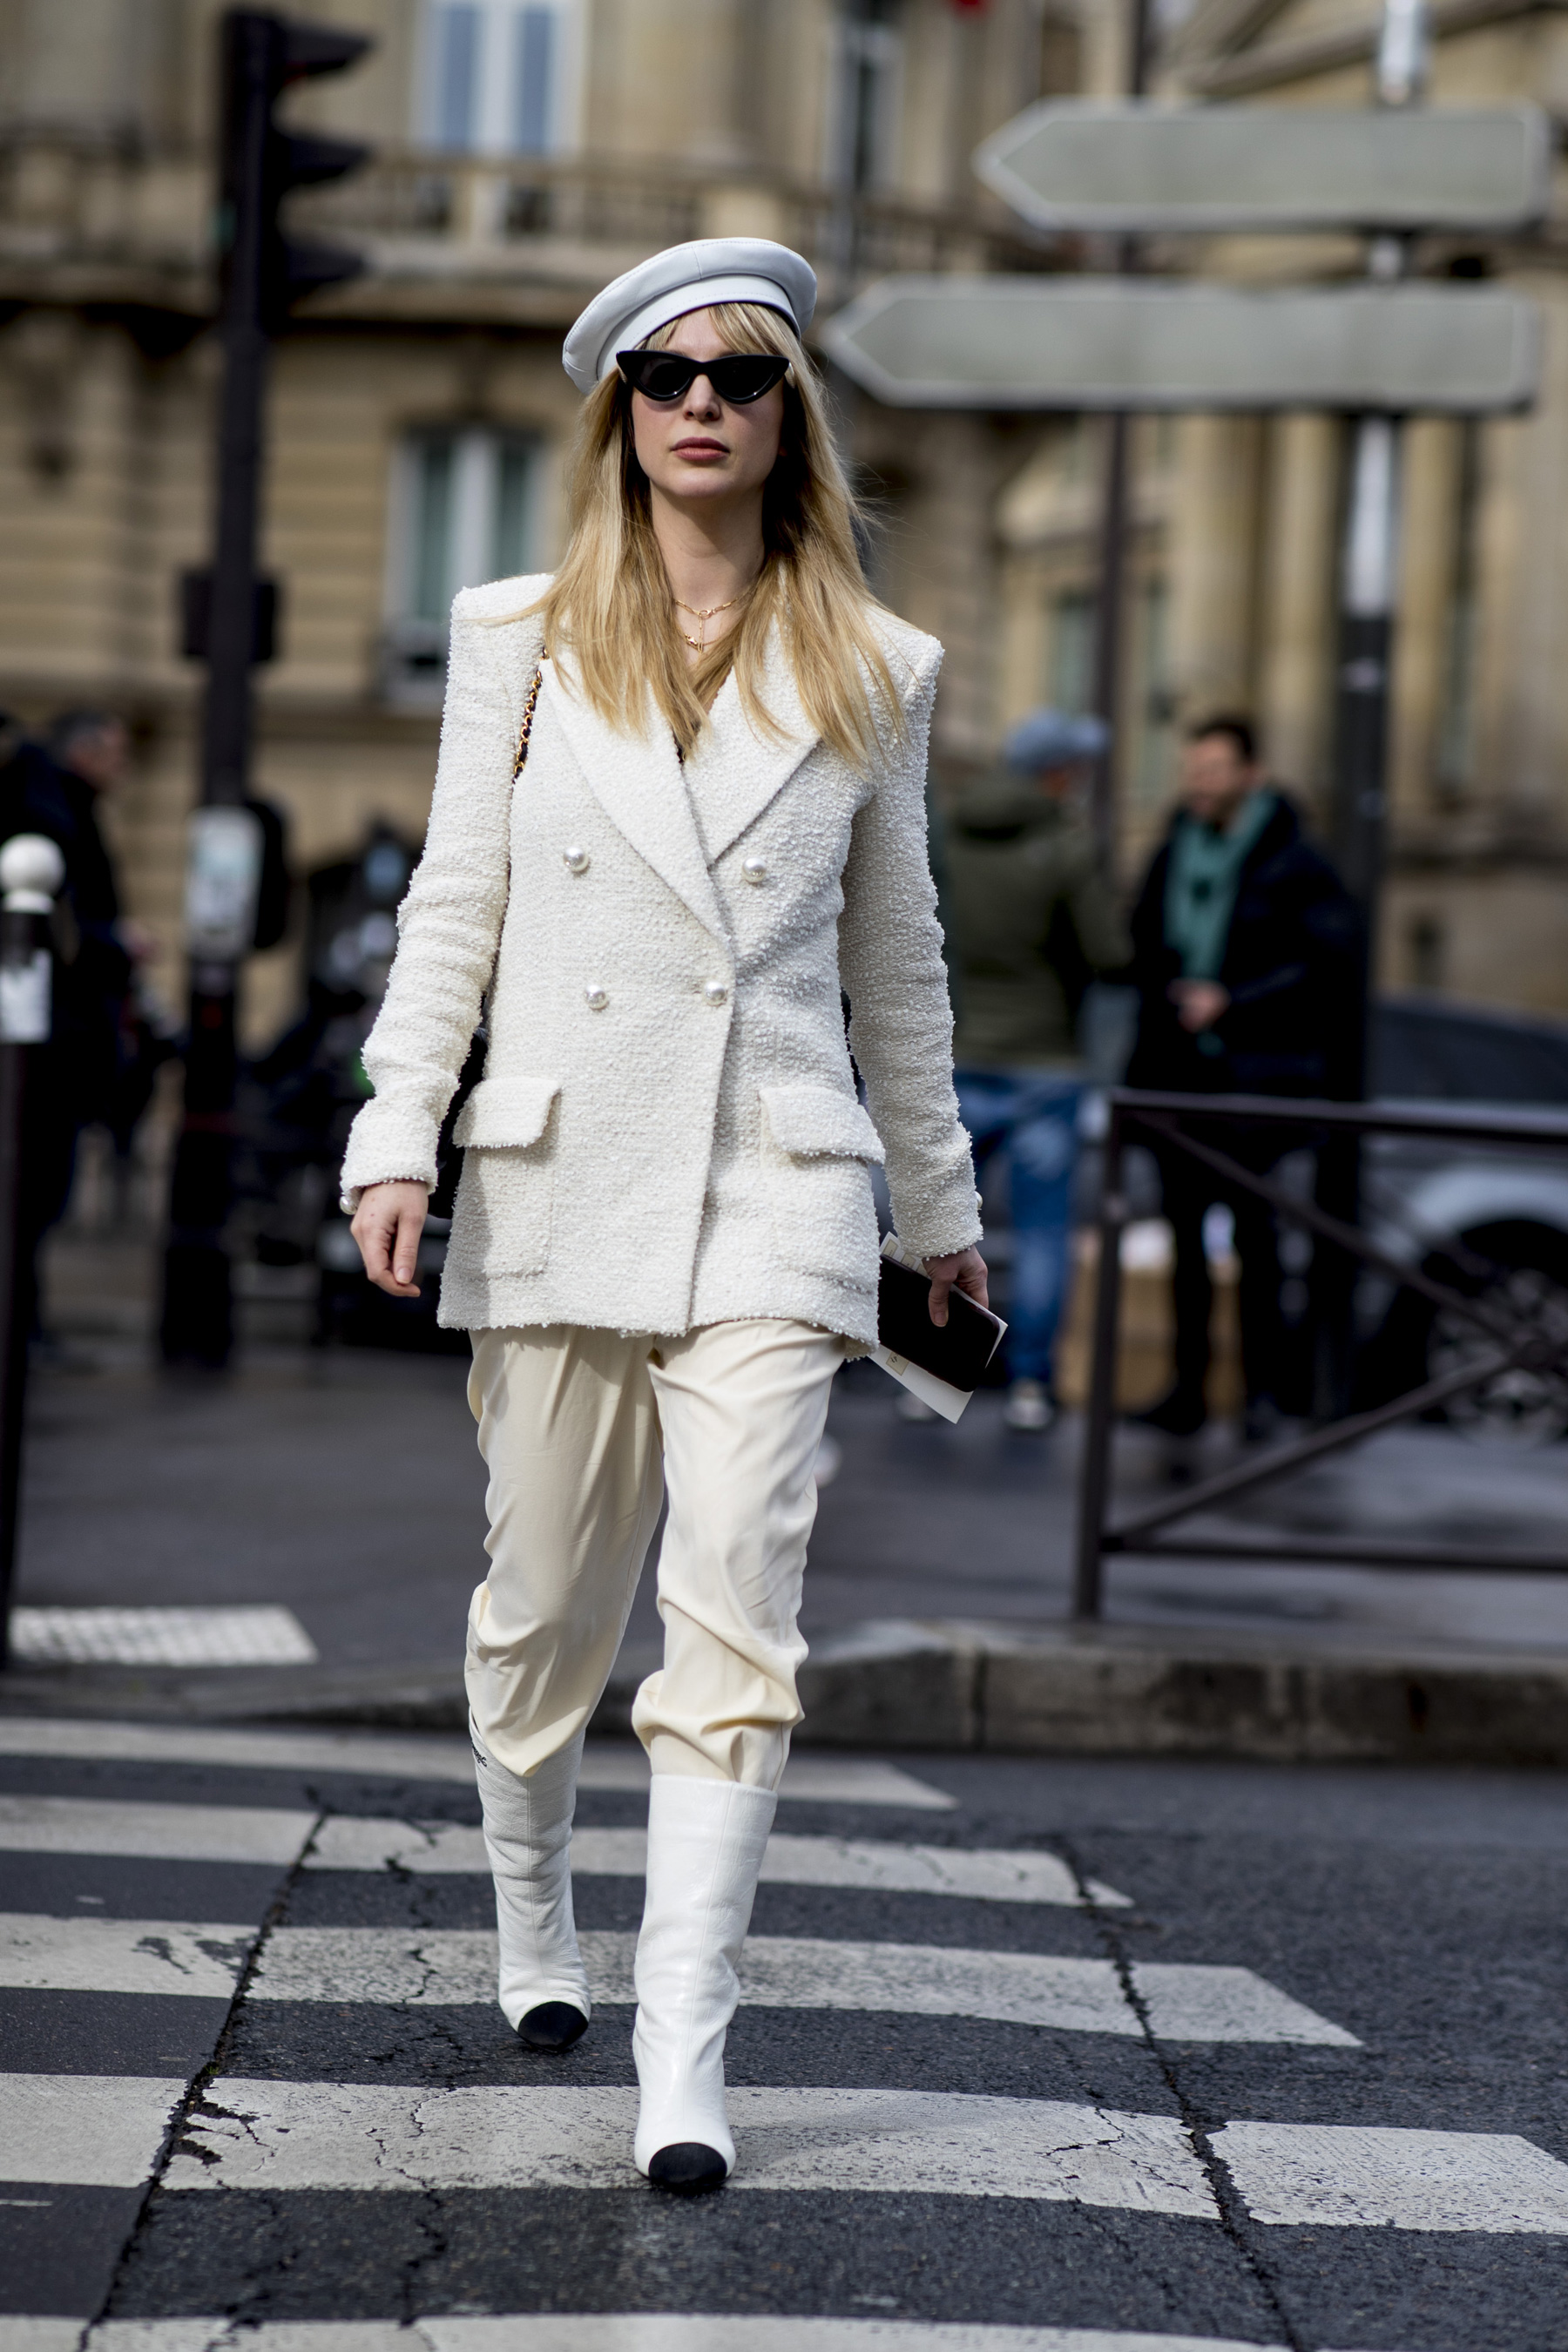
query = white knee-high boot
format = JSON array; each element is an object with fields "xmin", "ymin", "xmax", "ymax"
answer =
[
  {"xmin": 473, "ymin": 1724, "xmax": 591, "ymax": 2050},
  {"xmin": 632, "ymin": 1774, "xmax": 775, "ymax": 2192}
]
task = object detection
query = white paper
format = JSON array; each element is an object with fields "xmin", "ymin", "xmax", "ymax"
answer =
[{"xmin": 869, "ymin": 1343, "xmax": 974, "ymax": 1423}]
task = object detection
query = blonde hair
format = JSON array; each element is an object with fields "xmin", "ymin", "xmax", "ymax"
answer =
[{"xmin": 522, "ymin": 301, "xmax": 904, "ymax": 765}]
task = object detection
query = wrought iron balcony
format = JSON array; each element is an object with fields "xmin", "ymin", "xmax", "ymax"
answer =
[{"xmin": 295, "ymin": 147, "xmax": 1058, "ymax": 290}]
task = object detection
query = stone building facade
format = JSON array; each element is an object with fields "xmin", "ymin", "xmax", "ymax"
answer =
[
  {"xmin": 1, "ymin": 0, "xmax": 1565, "ymax": 1048},
  {"xmin": 996, "ymin": 0, "xmax": 1568, "ymax": 1012}
]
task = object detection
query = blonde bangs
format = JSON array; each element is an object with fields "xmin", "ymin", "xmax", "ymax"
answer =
[{"xmin": 520, "ymin": 301, "xmax": 905, "ymax": 766}]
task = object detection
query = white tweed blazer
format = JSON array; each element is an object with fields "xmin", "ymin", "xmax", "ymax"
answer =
[{"xmin": 340, "ymin": 572, "xmax": 981, "ymax": 1343}]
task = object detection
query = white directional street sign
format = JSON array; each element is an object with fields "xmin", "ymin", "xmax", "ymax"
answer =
[
  {"xmin": 821, "ymin": 277, "xmax": 1538, "ymax": 414},
  {"xmin": 975, "ymin": 100, "xmax": 1551, "ymax": 236}
]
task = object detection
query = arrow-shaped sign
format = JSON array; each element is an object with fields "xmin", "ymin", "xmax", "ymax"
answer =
[
  {"xmin": 821, "ymin": 276, "xmax": 1538, "ymax": 414},
  {"xmin": 975, "ymin": 100, "xmax": 1551, "ymax": 235}
]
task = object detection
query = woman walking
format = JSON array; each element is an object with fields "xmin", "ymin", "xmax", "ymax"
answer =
[{"xmin": 344, "ymin": 239, "xmax": 985, "ymax": 2193}]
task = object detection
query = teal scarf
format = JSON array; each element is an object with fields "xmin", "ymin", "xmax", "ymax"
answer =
[{"xmin": 1164, "ymin": 790, "xmax": 1275, "ymax": 981}]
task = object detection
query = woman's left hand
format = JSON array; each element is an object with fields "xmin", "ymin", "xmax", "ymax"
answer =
[{"xmin": 924, "ymin": 1246, "xmax": 989, "ymax": 1327}]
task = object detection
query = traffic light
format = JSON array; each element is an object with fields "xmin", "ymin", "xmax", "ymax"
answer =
[
  {"xmin": 161, "ymin": 11, "xmax": 373, "ymax": 1369},
  {"xmin": 218, "ymin": 10, "xmax": 372, "ymax": 331}
]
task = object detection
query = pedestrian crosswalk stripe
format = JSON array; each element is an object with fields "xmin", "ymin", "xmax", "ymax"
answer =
[
  {"xmin": 14, "ymin": 2066, "xmax": 1565, "ymax": 2238},
  {"xmin": 0, "ymin": 1722, "xmax": 953, "ymax": 1808},
  {"xmin": 305, "ymin": 1818, "xmax": 1129, "ymax": 1908},
  {"xmin": 0, "ymin": 2072, "xmax": 184, "ymax": 2186},
  {"xmin": 9, "ymin": 1607, "xmax": 318, "ymax": 1669},
  {"xmin": 0, "ymin": 1916, "xmax": 250, "ymax": 1998},
  {"xmin": 1213, "ymin": 2118, "xmax": 1568, "ymax": 2234},
  {"xmin": 249, "ymin": 1926, "xmax": 1355, "ymax": 2044},
  {"xmin": 164, "ymin": 2080, "xmax": 1218, "ymax": 2215},
  {"xmin": 0, "ymin": 1794, "xmax": 318, "ymax": 1867},
  {"xmin": 0, "ymin": 2320, "xmax": 1298, "ymax": 2352},
  {"xmin": 0, "ymin": 1797, "xmax": 1118, "ymax": 1904}
]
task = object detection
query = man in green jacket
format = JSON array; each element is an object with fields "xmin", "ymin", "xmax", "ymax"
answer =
[{"xmin": 944, "ymin": 710, "xmax": 1131, "ymax": 1430}]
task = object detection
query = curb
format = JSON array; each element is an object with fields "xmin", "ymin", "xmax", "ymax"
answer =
[{"xmin": 6, "ymin": 1619, "xmax": 1568, "ymax": 1766}]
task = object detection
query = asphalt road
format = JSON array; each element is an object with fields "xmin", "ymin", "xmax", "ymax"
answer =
[{"xmin": 3, "ymin": 1715, "xmax": 1566, "ymax": 2351}]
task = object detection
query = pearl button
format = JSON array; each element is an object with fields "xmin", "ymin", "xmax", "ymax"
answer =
[
  {"xmin": 584, "ymin": 983, "xmax": 609, "ymax": 1010},
  {"xmin": 702, "ymin": 979, "xmax": 729, "ymax": 1006},
  {"xmin": 563, "ymin": 846, "xmax": 589, "ymax": 874},
  {"xmin": 741, "ymin": 856, "xmax": 767, "ymax": 885}
]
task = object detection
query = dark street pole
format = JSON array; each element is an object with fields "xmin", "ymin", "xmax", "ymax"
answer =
[
  {"xmin": 1088, "ymin": 0, "xmax": 1154, "ymax": 872},
  {"xmin": 160, "ymin": 10, "xmax": 369, "ymax": 1368},
  {"xmin": 0, "ymin": 835, "xmax": 64, "ymax": 1665},
  {"xmin": 1315, "ymin": 0, "xmax": 1429, "ymax": 1415},
  {"xmin": 1331, "ymin": 0, "xmax": 1428, "ymax": 966},
  {"xmin": 160, "ymin": 13, "xmax": 272, "ymax": 1369}
]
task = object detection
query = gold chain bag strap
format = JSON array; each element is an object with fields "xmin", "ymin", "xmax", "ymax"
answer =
[
  {"xmin": 431, "ymin": 660, "xmax": 544, "ymax": 1218},
  {"xmin": 511, "ymin": 663, "xmax": 544, "ymax": 781}
]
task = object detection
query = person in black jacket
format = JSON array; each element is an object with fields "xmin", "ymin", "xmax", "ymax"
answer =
[
  {"xmin": 1126, "ymin": 713, "xmax": 1362, "ymax": 1439},
  {"xmin": 0, "ymin": 710, "xmax": 137, "ymax": 1328}
]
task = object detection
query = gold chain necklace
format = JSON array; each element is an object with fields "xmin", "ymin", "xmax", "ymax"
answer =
[{"xmin": 672, "ymin": 583, "xmax": 754, "ymax": 653}]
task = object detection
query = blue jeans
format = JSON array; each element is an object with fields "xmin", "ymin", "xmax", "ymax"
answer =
[{"xmin": 956, "ymin": 1068, "xmax": 1083, "ymax": 1388}]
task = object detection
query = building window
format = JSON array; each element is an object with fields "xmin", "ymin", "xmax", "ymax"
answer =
[
  {"xmin": 1134, "ymin": 577, "xmax": 1175, "ymax": 804},
  {"xmin": 1049, "ymin": 587, "xmax": 1096, "ymax": 716},
  {"xmin": 1037, "ymin": 10, "xmax": 1082, "ymax": 96},
  {"xmin": 421, "ymin": 1, "xmax": 573, "ymax": 155},
  {"xmin": 1406, "ymin": 910, "xmax": 1446, "ymax": 992},
  {"xmin": 830, "ymin": 1, "xmax": 904, "ymax": 193},
  {"xmin": 1436, "ymin": 420, "xmax": 1482, "ymax": 803},
  {"xmin": 382, "ymin": 426, "xmax": 543, "ymax": 706}
]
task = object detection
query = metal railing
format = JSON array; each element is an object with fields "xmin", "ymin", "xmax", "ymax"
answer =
[
  {"xmin": 1073, "ymin": 1087, "xmax": 1568, "ymax": 1616},
  {"xmin": 295, "ymin": 148, "xmax": 1056, "ymax": 280}
]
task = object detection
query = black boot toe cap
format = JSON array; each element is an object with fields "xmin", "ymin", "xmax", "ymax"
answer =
[
  {"xmin": 517, "ymin": 2001, "xmax": 588, "ymax": 2052},
  {"xmin": 647, "ymin": 2141, "xmax": 728, "ymax": 2193}
]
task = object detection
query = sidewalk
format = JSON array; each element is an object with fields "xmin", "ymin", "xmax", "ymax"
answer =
[{"xmin": 7, "ymin": 1223, "xmax": 1568, "ymax": 1760}]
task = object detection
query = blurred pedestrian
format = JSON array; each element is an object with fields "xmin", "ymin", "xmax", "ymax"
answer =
[
  {"xmin": 0, "ymin": 710, "xmax": 138, "ymax": 1329},
  {"xmin": 944, "ymin": 708, "xmax": 1130, "ymax": 1431},
  {"xmin": 1126, "ymin": 714, "xmax": 1361, "ymax": 1441},
  {"xmin": 41, "ymin": 710, "xmax": 143, "ymax": 1212}
]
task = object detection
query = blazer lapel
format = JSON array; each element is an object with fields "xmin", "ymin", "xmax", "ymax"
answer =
[
  {"xmin": 683, "ymin": 622, "xmax": 821, "ymax": 866},
  {"xmin": 542, "ymin": 656, "xmax": 726, "ymax": 943}
]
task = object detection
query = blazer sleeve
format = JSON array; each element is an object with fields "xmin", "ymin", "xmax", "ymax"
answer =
[
  {"xmin": 339, "ymin": 596, "xmax": 535, "ymax": 1211},
  {"xmin": 838, "ymin": 641, "xmax": 983, "ymax": 1261}
]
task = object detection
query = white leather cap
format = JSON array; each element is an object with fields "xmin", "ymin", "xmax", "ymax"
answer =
[{"xmin": 562, "ymin": 238, "xmax": 817, "ymax": 395}]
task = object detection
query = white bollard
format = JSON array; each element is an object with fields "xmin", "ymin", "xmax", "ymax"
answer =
[{"xmin": 0, "ymin": 835, "xmax": 65, "ymax": 1046}]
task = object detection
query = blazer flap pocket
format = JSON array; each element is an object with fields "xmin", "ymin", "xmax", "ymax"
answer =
[
  {"xmin": 760, "ymin": 1085, "xmax": 885, "ymax": 1165},
  {"xmin": 452, "ymin": 1075, "xmax": 560, "ymax": 1151}
]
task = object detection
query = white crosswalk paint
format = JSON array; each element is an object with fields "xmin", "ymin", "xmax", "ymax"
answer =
[
  {"xmin": 249, "ymin": 1925, "xmax": 1354, "ymax": 2044},
  {"xmin": 1213, "ymin": 2118, "xmax": 1568, "ymax": 2233},
  {"xmin": 305, "ymin": 1817, "xmax": 1129, "ymax": 1908},
  {"xmin": 0, "ymin": 1916, "xmax": 250, "ymax": 1997},
  {"xmin": 9, "ymin": 1608, "xmax": 318, "ymax": 1668},
  {"xmin": 164, "ymin": 2080, "xmax": 1218, "ymax": 2215},
  {"xmin": 1132, "ymin": 1967, "xmax": 1357, "ymax": 2047},
  {"xmin": 0, "ymin": 1722, "xmax": 952, "ymax": 1808},
  {"xmin": 0, "ymin": 2322, "xmax": 1298, "ymax": 2352},
  {"xmin": 24, "ymin": 2319, "xmax": 1301, "ymax": 2352},
  {"xmin": 0, "ymin": 1796, "xmax": 1114, "ymax": 1904},
  {"xmin": 0, "ymin": 1794, "xmax": 317, "ymax": 1867},
  {"xmin": 0, "ymin": 2073, "xmax": 185, "ymax": 2186}
]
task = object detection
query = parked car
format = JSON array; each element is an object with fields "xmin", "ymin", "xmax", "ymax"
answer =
[
  {"xmin": 1357, "ymin": 994, "xmax": 1568, "ymax": 1442},
  {"xmin": 975, "ymin": 990, "xmax": 1568, "ymax": 1439}
]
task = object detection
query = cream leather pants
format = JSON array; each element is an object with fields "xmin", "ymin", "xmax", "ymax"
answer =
[{"xmin": 464, "ymin": 1318, "xmax": 844, "ymax": 1790}]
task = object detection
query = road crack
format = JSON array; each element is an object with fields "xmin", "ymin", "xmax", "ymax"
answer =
[
  {"xmin": 1058, "ymin": 1835, "xmax": 1308, "ymax": 2352},
  {"xmin": 84, "ymin": 1802, "xmax": 331, "ymax": 2335}
]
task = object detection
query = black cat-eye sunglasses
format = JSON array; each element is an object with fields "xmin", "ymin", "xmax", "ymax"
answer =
[{"xmin": 616, "ymin": 350, "xmax": 790, "ymax": 406}]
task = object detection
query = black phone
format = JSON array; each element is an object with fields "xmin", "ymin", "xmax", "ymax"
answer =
[{"xmin": 877, "ymin": 1255, "xmax": 1004, "ymax": 1393}]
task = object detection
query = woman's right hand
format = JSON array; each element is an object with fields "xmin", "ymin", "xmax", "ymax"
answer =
[{"xmin": 350, "ymin": 1180, "xmax": 430, "ymax": 1297}]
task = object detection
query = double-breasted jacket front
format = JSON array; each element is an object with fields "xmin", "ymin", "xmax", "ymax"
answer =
[{"xmin": 341, "ymin": 572, "xmax": 981, "ymax": 1344}]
